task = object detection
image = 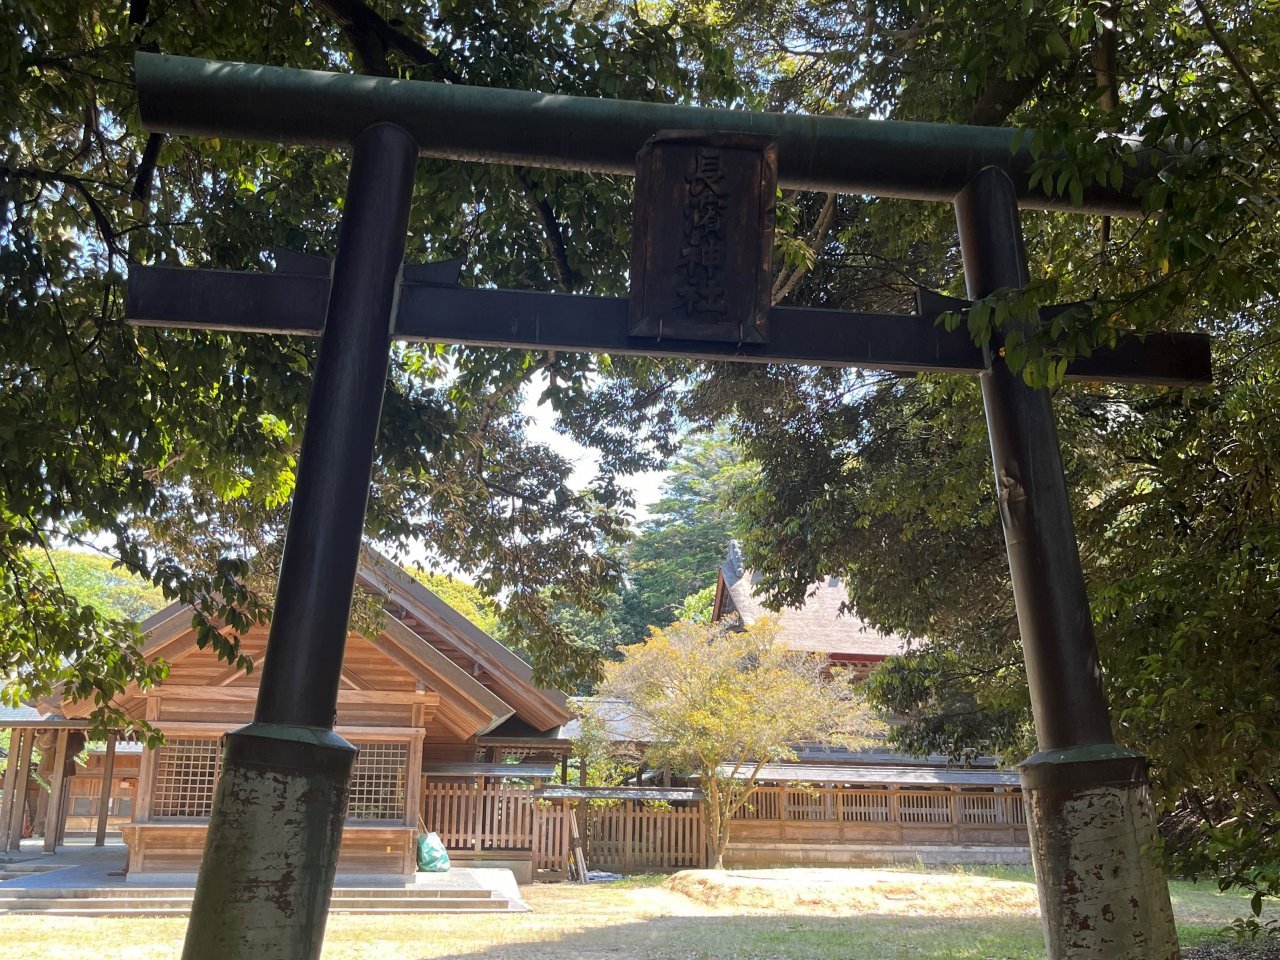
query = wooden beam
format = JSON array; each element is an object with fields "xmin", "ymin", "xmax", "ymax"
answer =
[
  {"xmin": 95, "ymin": 735, "xmax": 117, "ymax": 846},
  {"xmin": 372, "ymin": 615, "xmax": 513, "ymax": 723},
  {"xmin": 0, "ymin": 728, "xmax": 22, "ymax": 850},
  {"xmin": 7, "ymin": 732, "xmax": 33, "ymax": 855},
  {"xmin": 150, "ymin": 685, "xmax": 439, "ymax": 705},
  {"xmin": 381, "ymin": 581, "xmax": 567, "ymax": 731},
  {"xmin": 210, "ymin": 654, "xmax": 262, "ymax": 686},
  {"xmin": 405, "ymin": 735, "xmax": 424, "ymax": 829},
  {"xmin": 43, "ymin": 729, "xmax": 69, "ymax": 853},
  {"xmin": 340, "ymin": 666, "xmax": 378, "ymax": 690},
  {"xmin": 151, "ymin": 721, "xmax": 421, "ymax": 739}
]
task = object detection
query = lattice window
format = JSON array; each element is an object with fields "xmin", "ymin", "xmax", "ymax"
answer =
[
  {"xmin": 346, "ymin": 741, "xmax": 407, "ymax": 822},
  {"xmin": 152, "ymin": 737, "xmax": 221, "ymax": 819}
]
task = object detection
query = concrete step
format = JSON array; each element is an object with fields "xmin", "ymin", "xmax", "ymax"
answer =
[
  {"xmin": 0, "ymin": 885, "xmax": 497, "ymax": 899},
  {"xmin": 0, "ymin": 904, "xmax": 522, "ymax": 916},
  {"xmin": 0, "ymin": 901, "xmax": 519, "ymax": 916},
  {"xmin": 0, "ymin": 863, "xmax": 68, "ymax": 882},
  {"xmin": 331, "ymin": 897, "xmax": 512, "ymax": 911},
  {"xmin": 0, "ymin": 888, "xmax": 524, "ymax": 916},
  {"xmin": 1, "ymin": 907, "xmax": 194, "ymax": 917}
]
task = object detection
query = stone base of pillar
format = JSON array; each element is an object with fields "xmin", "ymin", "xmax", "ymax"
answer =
[
  {"xmin": 1020, "ymin": 744, "xmax": 1179, "ymax": 960},
  {"xmin": 182, "ymin": 723, "xmax": 356, "ymax": 960}
]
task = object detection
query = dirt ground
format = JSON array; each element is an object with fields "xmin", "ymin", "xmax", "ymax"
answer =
[
  {"xmin": 665, "ymin": 867, "xmax": 1042, "ymax": 917},
  {"xmin": 0, "ymin": 868, "xmax": 1273, "ymax": 960}
]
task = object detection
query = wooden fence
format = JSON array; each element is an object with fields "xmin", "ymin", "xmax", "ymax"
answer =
[
  {"xmin": 421, "ymin": 779, "xmax": 571, "ymax": 876},
  {"xmin": 421, "ymin": 780, "xmax": 1027, "ymax": 878},
  {"xmin": 728, "ymin": 784, "xmax": 1029, "ymax": 855},
  {"xmin": 422, "ymin": 779, "xmax": 703, "ymax": 874},
  {"xmin": 732, "ymin": 785, "xmax": 1026, "ymax": 827},
  {"xmin": 581, "ymin": 801, "xmax": 706, "ymax": 872}
]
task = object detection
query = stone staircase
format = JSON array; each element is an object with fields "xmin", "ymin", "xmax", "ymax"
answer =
[{"xmin": 0, "ymin": 883, "xmax": 526, "ymax": 916}]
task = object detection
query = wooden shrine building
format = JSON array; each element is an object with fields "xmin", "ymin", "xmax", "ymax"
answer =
[
  {"xmin": 0, "ymin": 552, "xmax": 572, "ymax": 880},
  {"xmin": 2, "ymin": 544, "xmax": 1029, "ymax": 878}
]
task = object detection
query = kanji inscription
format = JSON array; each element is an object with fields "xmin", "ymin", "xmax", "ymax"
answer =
[
  {"xmin": 676, "ymin": 148, "xmax": 730, "ymax": 319},
  {"xmin": 630, "ymin": 131, "xmax": 776, "ymax": 344}
]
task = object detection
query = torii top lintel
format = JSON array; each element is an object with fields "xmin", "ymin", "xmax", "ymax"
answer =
[{"xmin": 135, "ymin": 52, "xmax": 1154, "ymax": 217}]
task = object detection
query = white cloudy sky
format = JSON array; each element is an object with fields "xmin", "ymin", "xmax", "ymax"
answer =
[{"xmin": 519, "ymin": 379, "xmax": 668, "ymax": 523}]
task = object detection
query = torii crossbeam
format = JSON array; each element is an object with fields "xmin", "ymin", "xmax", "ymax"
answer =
[
  {"xmin": 130, "ymin": 53, "xmax": 1202, "ymax": 960},
  {"xmin": 127, "ymin": 253, "xmax": 1209, "ymax": 387}
]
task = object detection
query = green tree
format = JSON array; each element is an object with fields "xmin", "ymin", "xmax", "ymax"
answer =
[
  {"xmin": 548, "ymin": 429, "xmax": 750, "ymax": 661},
  {"xmin": 621, "ymin": 430, "xmax": 748, "ymax": 637},
  {"xmin": 24, "ymin": 549, "xmax": 167, "ymax": 623},
  {"xmin": 569, "ymin": 709, "xmax": 638, "ymax": 788},
  {"xmin": 672, "ymin": 584, "xmax": 716, "ymax": 625},
  {"xmin": 594, "ymin": 616, "xmax": 879, "ymax": 867},
  {"xmin": 1, "ymin": 0, "xmax": 741, "ymax": 729}
]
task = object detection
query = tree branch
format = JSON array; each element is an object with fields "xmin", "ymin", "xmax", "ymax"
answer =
[
  {"xmin": 130, "ymin": 132, "xmax": 163, "ymax": 202},
  {"xmin": 310, "ymin": 1, "xmax": 581, "ymax": 293},
  {"xmin": 310, "ymin": 0, "xmax": 462, "ymax": 83},
  {"xmin": 1, "ymin": 164, "xmax": 122, "ymax": 263},
  {"xmin": 513, "ymin": 167, "xmax": 581, "ymax": 293},
  {"xmin": 1191, "ymin": 0, "xmax": 1278, "ymax": 127}
]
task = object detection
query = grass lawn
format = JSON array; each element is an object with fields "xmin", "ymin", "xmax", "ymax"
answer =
[{"xmin": 0, "ymin": 868, "xmax": 1272, "ymax": 959}]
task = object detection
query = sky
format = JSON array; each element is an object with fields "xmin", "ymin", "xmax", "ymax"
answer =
[{"xmin": 519, "ymin": 376, "xmax": 669, "ymax": 523}]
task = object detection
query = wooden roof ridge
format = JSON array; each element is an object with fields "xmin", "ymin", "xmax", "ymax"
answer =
[
  {"xmin": 373, "ymin": 613, "xmax": 514, "ymax": 738},
  {"xmin": 356, "ymin": 549, "xmax": 571, "ymax": 731}
]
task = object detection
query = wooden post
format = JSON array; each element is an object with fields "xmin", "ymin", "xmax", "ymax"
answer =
[
  {"xmin": 622, "ymin": 800, "xmax": 633, "ymax": 874},
  {"xmin": 0, "ymin": 728, "xmax": 21, "ymax": 851},
  {"xmin": 569, "ymin": 802, "xmax": 588, "ymax": 881},
  {"xmin": 56, "ymin": 784, "xmax": 70, "ymax": 845},
  {"xmin": 7, "ymin": 730, "xmax": 34, "ymax": 852},
  {"xmin": 404, "ymin": 734, "xmax": 423, "ymax": 829},
  {"xmin": 95, "ymin": 735, "xmax": 117, "ymax": 846},
  {"xmin": 474, "ymin": 776, "xmax": 484, "ymax": 854},
  {"xmin": 43, "ymin": 729, "xmax": 69, "ymax": 853},
  {"xmin": 530, "ymin": 796, "xmax": 543, "ymax": 875}
]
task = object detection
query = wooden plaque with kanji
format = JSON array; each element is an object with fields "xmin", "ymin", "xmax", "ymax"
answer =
[{"xmin": 629, "ymin": 130, "xmax": 777, "ymax": 344}]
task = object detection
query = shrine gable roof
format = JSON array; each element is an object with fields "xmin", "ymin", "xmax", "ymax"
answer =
[{"xmin": 713, "ymin": 542, "xmax": 909, "ymax": 660}]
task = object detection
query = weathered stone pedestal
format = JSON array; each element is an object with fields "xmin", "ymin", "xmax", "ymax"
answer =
[{"xmin": 1021, "ymin": 745, "xmax": 1179, "ymax": 960}]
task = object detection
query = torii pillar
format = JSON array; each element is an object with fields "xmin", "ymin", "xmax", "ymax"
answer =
[
  {"xmin": 180, "ymin": 122, "xmax": 418, "ymax": 960},
  {"xmin": 957, "ymin": 168, "xmax": 1178, "ymax": 960}
]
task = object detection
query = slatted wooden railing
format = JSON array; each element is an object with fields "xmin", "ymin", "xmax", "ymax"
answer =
[
  {"xmin": 423, "ymin": 779, "xmax": 1028, "ymax": 876},
  {"xmin": 582, "ymin": 801, "xmax": 706, "ymax": 872},
  {"xmin": 729, "ymin": 784, "xmax": 1029, "ymax": 849},
  {"xmin": 421, "ymin": 779, "xmax": 571, "ymax": 877}
]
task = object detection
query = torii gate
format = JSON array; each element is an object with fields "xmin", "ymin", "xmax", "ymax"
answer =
[{"xmin": 127, "ymin": 52, "xmax": 1209, "ymax": 960}]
